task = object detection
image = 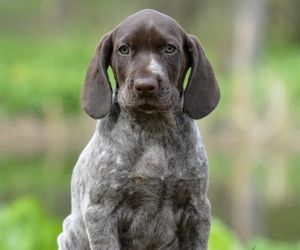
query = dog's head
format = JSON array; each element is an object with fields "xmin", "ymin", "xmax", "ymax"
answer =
[{"xmin": 82, "ymin": 9, "xmax": 220, "ymax": 119}]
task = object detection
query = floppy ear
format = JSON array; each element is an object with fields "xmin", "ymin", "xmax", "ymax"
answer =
[
  {"xmin": 183, "ymin": 35, "xmax": 220, "ymax": 119},
  {"xmin": 82, "ymin": 33, "xmax": 113, "ymax": 119}
]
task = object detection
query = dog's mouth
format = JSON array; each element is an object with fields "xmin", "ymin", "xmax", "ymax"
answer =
[
  {"xmin": 136, "ymin": 103, "xmax": 159, "ymax": 113},
  {"xmin": 117, "ymin": 86, "xmax": 180, "ymax": 114},
  {"xmin": 134, "ymin": 96, "xmax": 173, "ymax": 113}
]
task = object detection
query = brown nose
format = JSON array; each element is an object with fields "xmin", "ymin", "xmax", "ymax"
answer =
[{"xmin": 134, "ymin": 78, "xmax": 158, "ymax": 96}]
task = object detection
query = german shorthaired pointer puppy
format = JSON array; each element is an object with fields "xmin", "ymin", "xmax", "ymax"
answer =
[{"xmin": 58, "ymin": 9, "xmax": 220, "ymax": 250}]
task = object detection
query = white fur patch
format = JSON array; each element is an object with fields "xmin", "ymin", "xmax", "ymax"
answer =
[
  {"xmin": 116, "ymin": 155, "xmax": 122, "ymax": 165},
  {"xmin": 148, "ymin": 55, "xmax": 164, "ymax": 76},
  {"xmin": 99, "ymin": 150, "xmax": 107, "ymax": 158}
]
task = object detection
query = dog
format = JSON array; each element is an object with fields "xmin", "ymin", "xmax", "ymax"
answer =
[{"xmin": 58, "ymin": 9, "xmax": 220, "ymax": 250}]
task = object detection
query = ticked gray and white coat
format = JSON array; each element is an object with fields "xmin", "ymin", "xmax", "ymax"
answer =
[{"xmin": 58, "ymin": 9, "xmax": 220, "ymax": 250}]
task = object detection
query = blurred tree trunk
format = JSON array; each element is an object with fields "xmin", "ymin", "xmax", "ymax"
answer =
[{"xmin": 230, "ymin": 0, "xmax": 266, "ymax": 243}]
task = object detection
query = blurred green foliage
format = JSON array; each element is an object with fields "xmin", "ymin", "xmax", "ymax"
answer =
[
  {"xmin": 0, "ymin": 36, "xmax": 91, "ymax": 117},
  {"xmin": 209, "ymin": 219, "xmax": 244, "ymax": 250},
  {"xmin": 248, "ymin": 239, "xmax": 300, "ymax": 250},
  {"xmin": 209, "ymin": 219, "xmax": 300, "ymax": 250},
  {"xmin": 0, "ymin": 198, "xmax": 60, "ymax": 250}
]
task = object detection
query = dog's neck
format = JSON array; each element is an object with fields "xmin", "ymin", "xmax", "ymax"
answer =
[{"xmin": 96, "ymin": 101, "xmax": 193, "ymax": 145}]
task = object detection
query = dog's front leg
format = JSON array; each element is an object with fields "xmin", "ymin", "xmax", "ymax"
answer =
[
  {"xmin": 194, "ymin": 199, "xmax": 211, "ymax": 250},
  {"xmin": 191, "ymin": 199, "xmax": 211, "ymax": 250},
  {"xmin": 84, "ymin": 205, "xmax": 120, "ymax": 250},
  {"xmin": 178, "ymin": 199, "xmax": 211, "ymax": 250}
]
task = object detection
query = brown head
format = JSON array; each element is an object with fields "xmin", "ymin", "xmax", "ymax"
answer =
[{"xmin": 82, "ymin": 9, "xmax": 220, "ymax": 119}]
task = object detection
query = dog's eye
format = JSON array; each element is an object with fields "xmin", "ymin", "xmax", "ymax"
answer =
[
  {"xmin": 118, "ymin": 45, "xmax": 130, "ymax": 55},
  {"xmin": 164, "ymin": 44, "xmax": 176, "ymax": 54}
]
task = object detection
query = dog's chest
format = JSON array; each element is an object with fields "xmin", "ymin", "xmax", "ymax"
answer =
[
  {"xmin": 119, "ymin": 175, "xmax": 205, "ymax": 210},
  {"xmin": 96, "ymin": 141, "xmax": 207, "ymax": 207}
]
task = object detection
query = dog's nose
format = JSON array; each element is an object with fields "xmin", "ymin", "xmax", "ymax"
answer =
[{"xmin": 134, "ymin": 78, "xmax": 158, "ymax": 96}]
